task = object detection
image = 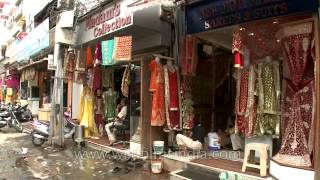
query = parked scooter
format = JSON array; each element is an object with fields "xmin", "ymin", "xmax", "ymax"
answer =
[
  {"xmin": 0, "ymin": 104, "xmax": 24, "ymax": 132},
  {"xmin": 31, "ymin": 110, "xmax": 76, "ymax": 146}
]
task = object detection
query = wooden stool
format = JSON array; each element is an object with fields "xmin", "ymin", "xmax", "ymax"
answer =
[{"xmin": 242, "ymin": 143, "xmax": 270, "ymax": 176}]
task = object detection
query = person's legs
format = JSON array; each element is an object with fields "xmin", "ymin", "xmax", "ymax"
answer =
[
  {"xmin": 230, "ymin": 134, "xmax": 243, "ymax": 150},
  {"xmin": 176, "ymin": 134, "xmax": 202, "ymax": 151},
  {"xmin": 105, "ymin": 122, "xmax": 116, "ymax": 144}
]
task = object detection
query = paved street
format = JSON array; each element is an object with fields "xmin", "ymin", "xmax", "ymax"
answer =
[{"xmin": 0, "ymin": 127, "xmax": 169, "ymax": 180}]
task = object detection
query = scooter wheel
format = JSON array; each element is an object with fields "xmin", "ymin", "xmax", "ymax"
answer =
[
  {"xmin": 14, "ymin": 124, "xmax": 23, "ymax": 133},
  {"xmin": 32, "ymin": 137, "xmax": 45, "ymax": 146}
]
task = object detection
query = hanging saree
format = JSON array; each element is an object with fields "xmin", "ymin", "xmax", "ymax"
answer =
[
  {"xmin": 101, "ymin": 40, "xmax": 115, "ymax": 66},
  {"xmin": 234, "ymin": 65, "xmax": 257, "ymax": 137},
  {"xmin": 113, "ymin": 36, "xmax": 132, "ymax": 61},
  {"xmin": 181, "ymin": 77, "xmax": 194, "ymax": 130},
  {"xmin": 102, "ymin": 68, "xmax": 113, "ymax": 88},
  {"xmin": 273, "ymin": 22, "xmax": 315, "ymax": 167},
  {"xmin": 149, "ymin": 59, "xmax": 165, "ymax": 126},
  {"xmin": 180, "ymin": 36, "xmax": 198, "ymax": 76},
  {"xmin": 92, "ymin": 66, "xmax": 102, "ymax": 94},
  {"xmin": 79, "ymin": 86, "xmax": 98, "ymax": 138},
  {"xmin": 94, "ymin": 42, "xmax": 102, "ymax": 66},
  {"xmin": 86, "ymin": 47, "xmax": 93, "ymax": 68},
  {"xmin": 164, "ymin": 65, "xmax": 180, "ymax": 130},
  {"xmin": 255, "ymin": 59, "xmax": 281, "ymax": 136},
  {"xmin": 121, "ymin": 65, "xmax": 131, "ymax": 98},
  {"xmin": 102, "ymin": 90, "xmax": 118, "ymax": 122}
]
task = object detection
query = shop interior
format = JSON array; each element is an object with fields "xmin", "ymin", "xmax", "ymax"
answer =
[{"xmin": 167, "ymin": 14, "xmax": 316, "ymax": 176}]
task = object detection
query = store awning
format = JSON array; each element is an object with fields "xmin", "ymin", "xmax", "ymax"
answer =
[{"xmin": 76, "ymin": 1, "xmax": 171, "ymax": 52}]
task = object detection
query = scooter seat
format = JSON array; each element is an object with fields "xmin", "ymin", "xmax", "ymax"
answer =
[
  {"xmin": 38, "ymin": 120, "xmax": 50, "ymax": 126},
  {"xmin": 0, "ymin": 112, "xmax": 9, "ymax": 117}
]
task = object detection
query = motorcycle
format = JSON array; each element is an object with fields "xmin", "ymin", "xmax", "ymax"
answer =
[
  {"xmin": 31, "ymin": 111, "xmax": 76, "ymax": 146},
  {"xmin": 0, "ymin": 104, "xmax": 24, "ymax": 132}
]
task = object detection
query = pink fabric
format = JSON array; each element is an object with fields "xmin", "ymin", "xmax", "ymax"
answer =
[{"xmin": 6, "ymin": 75, "xmax": 19, "ymax": 90}]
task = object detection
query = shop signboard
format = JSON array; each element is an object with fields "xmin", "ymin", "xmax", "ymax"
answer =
[
  {"xmin": 77, "ymin": 0, "xmax": 134, "ymax": 44},
  {"xmin": 186, "ymin": 0, "xmax": 319, "ymax": 34}
]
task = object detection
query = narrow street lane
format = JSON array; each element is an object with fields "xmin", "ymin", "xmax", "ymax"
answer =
[{"xmin": 0, "ymin": 127, "xmax": 169, "ymax": 180}]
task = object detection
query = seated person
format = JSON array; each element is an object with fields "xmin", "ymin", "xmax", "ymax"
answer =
[
  {"xmin": 176, "ymin": 121, "xmax": 206, "ymax": 151},
  {"xmin": 225, "ymin": 116, "xmax": 244, "ymax": 151},
  {"xmin": 105, "ymin": 98, "xmax": 128, "ymax": 145}
]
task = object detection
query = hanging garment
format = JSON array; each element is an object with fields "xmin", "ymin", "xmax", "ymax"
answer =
[
  {"xmin": 113, "ymin": 36, "xmax": 132, "ymax": 61},
  {"xmin": 101, "ymin": 39, "xmax": 115, "ymax": 66},
  {"xmin": 181, "ymin": 77, "xmax": 194, "ymax": 130},
  {"xmin": 87, "ymin": 68, "xmax": 93, "ymax": 87},
  {"xmin": 95, "ymin": 95, "xmax": 104, "ymax": 132},
  {"xmin": 102, "ymin": 90, "xmax": 118, "ymax": 122},
  {"xmin": 164, "ymin": 65, "xmax": 180, "ymax": 130},
  {"xmin": 102, "ymin": 68, "xmax": 113, "ymax": 88},
  {"xmin": 64, "ymin": 51, "xmax": 76, "ymax": 80},
  {"xmin": 255, "ymin": 60, "xmax": 280, "ymax": 136},
  {"xmin": 181, "ymin": 36, "xmax": 198, "ymax": 76},
  {"xmin": 274, "ymin": 22, "xmax": 315, "ymax": 167},
  {"xmin": 76, "ymin": 50, "xmax": 86, "ymax": 72},
  {"xmin": 79, "ymin": 86, "xmax": 98, "ymax": 138},
  {"xmin": 121, "ymin": 65, "xmax": 131, "ymax": 97},
  {"xmin": 86, "ymin": 47, "xmax": 93, "ymax": 68},
  {"xmin": 94, "ymin": 42, "xmax": 102, "ymax": 66},
  {"xmin": 234, "ymin": 66, "xmax": 257, "ymax": 137},
  {"xmin": 92, "ymin": 66, "xmax": 102, "ymax": 94},
  {"xmin": 149, "ymin": 59, "xmax": 165, "ymax": 126}
]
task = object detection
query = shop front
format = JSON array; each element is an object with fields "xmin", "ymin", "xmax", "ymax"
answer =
[
  {"xmin": 166, "ymin": 0, "xmax": 320, "ymax": 180},
  {"xmin": 73, "ymin": 0, "xmax": 173, "ymax": 156}
]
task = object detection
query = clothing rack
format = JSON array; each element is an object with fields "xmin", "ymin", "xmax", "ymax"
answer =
[{"xmin": 153, "ymin": 54, "xmax": 175, "ymax": 61}]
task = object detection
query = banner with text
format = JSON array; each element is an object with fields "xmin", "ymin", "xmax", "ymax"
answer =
[{"xmin": 186, "ymin": 0, "xmax": 318, "ymax": 34}]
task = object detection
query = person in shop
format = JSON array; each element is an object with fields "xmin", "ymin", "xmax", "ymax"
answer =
[
  {"xmin": 225, "ymin": 115, "xmax": 244, "ymax": 151},
  {"xmin": 105, "ymin": 97, "xmax": 128, "ymax": 145},
  {"xmin": 176, "ymin": 120, "xmax": 206, "ymax": 151}
]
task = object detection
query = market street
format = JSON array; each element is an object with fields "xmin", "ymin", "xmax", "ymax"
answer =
[{"xmin": 0, "ymin": 127, "xmax": 168, "ymax": 180}]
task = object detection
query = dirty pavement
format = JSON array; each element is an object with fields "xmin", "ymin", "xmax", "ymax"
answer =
[{"xmin": 0, "ymin": 127, "xmax": 169, "ymax": 180}]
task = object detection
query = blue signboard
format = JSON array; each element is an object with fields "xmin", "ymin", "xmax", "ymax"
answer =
[{"xmin": 186, "ymin": 0, "xmax": 319, "ymax": 34}]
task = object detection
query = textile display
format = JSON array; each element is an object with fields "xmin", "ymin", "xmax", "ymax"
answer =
[
  {"xmin": 255, "ymin": 59, "xmax": 281, "ymax": 136},
  {"xmin": 86, "ymin": 47, "xmax": 93, "ymax": 68},
  {"xmin": 79, "ymin": 86, "xmax": 98, "ymax": 137},
  {"xmin": 234, "ymin": 66, "xmax": 257, "ymax": 137},
  {"xmin": 64, "ymin": 51, "xmax": 76, "ymax": 80},
  {"xmin": 86, "ymin": 68, "xmax": 93, "ymax": 87},
  {"xmin": 232, "ymin": 24, "xmax": 281, "ymax": 65},
  {"xmin": 181, "ymin": 77, "xmax": 194, "ymax": 130},
  {"xmin": 101, "ymin": 39, "xmax": 115, "ymax": 65},
  {"xmin": 76, "ymin": 50, "xmax": 86, "ymax": 72},
  {"xmin": 149, "ymin": 59, "xmax": 165, "ymax": 126},
  {"xmin": 113, "ymin": 36, "xmax": 132, "ymax": 61},
  {"xmin": 92, "ymin": 66, "xmax": 102, "ymax": 94},
  {"xmin": 102, "ymin": 90, "xmax": 118, "ymax": 122},
  {"xmin": 102, "ymin": 68, "xmax": 113, "ymax": 88},
  {"xmin": 94, "ymin": 42, "xmax": 102, "ymax": 66},
  {"xmin": 164, "ymin": 62, "xmax": 180, "ymax": 130},
  {"xmin": 121, "ymin": 65, "xmax": 131, "ymax": 97},
  {"xmin": 273, "ymin": 22, "xmax": 315, "ymax": 167},
  {"xmin": 180, "ymin": 36, "xmax": 198, "ymax": 76}
]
